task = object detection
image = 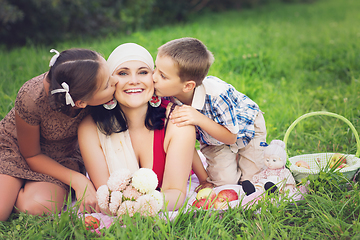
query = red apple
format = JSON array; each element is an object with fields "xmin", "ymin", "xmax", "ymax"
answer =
[
  {"xmin": 192, "ymin": 198, "xmax": 213, "ymax": 210},
  {"xmin": 295, "ymin": 160, "xmax": 310, "ymax": 169},
  {"xmin": 217, "ymin": 189, "xmax": 238, "ymax": 201},
  {"xmin": 329, "ymin": 153, "xmax": 347, "ymax": 168},
  {"xmin": 337, "ymin": 163, "xmax": 348, "ymax": 169},
  {"xmin": 213, "ymin": 189, "xmax": 238, "ymax": 210},
  {"xmin": 213, "ymin": 199, "xmax": 228, "ymax": 210},
  {"xmin": 85, "ymin": 215, "xmax": 100, "ymax": 230},
  {"xmin": 332, "ymin": 153, "xmax": 347, "ymax": 163}
]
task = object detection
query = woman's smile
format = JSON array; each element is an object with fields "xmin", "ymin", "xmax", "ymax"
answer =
[{"xmin": 124, "ymin": 88, "xmax": 144, "ymax": 94}]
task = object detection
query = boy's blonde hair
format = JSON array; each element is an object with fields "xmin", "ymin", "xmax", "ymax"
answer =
[{"xmin": 158, "ymin": 37, "xmax": 214, "ymax": 86}]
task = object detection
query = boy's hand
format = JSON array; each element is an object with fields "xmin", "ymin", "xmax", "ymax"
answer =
[
  {"xmin": 170, "ymin": 105, "xmax": 203, "ymax": 127},
  {"xmin": 195, "ymin": 181, "xmax": 215, "ymax": 193}
]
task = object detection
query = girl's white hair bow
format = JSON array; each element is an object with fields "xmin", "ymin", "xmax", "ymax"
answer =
[
  {"xmin": 50, "ymin": 82, "xmax": 75, "ymax": 107},
  {"xmin": 49, "ymin": 49, "xmax": 60, "ymax": 67}
]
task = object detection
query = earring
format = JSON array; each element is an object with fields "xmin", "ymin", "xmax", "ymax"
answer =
[
  {"xmin": 103, "ymin": 98, "xmax": 117, "ymax": 110},
  {"xmin": 149, "ymin": 94, "xmax": 161, "ymax": 107}
]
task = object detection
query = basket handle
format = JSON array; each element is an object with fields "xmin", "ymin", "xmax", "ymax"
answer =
[{"xmin": 283, "ymin": 111, "xmax": 360, "ymax": 158}]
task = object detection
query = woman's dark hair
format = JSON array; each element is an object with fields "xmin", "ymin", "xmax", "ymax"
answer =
[
  {"xmin": 91, "ymin": 103, "xmax": 166, "ymax": 135},
  {"xmin": 47, "ymin": 48, "xmax": 101, "ymax": 115}
]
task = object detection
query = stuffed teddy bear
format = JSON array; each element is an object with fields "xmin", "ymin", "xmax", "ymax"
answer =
[{"xmin": 242, "ymin": 139, "xmax": 296, "ymax": 196}]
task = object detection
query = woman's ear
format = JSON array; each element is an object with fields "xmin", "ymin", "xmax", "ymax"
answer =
[
  {"xmin": 183, "ymin": 80, "xmax": 196, "ymax": 93},
  {"xmin": 75, "ymin": 100, "xmax": 87, "ymax": 109}
]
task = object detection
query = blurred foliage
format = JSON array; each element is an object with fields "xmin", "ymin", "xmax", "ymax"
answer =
[{"xmin": 0, "ymin": 0, "xmax": 314, "ymax": 48}]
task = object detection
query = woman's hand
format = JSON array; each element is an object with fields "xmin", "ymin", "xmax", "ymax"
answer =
[{"xmin": 72, "ymin": 174, "xmax": 100, "ymax": 214}]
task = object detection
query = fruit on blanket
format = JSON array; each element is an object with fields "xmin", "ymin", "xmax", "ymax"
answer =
[
  {"xmin": 329, "ymin": 153, "xmax": 347, "ymax": 168},
  {"xmin": 213, "ymin": 201, "xmax": 227, "ymax": 210},
  {"xmin": 196, "ymin": 188, "xmax": 217, "ymax": 202},
  {"xmin": 85, "ymin": 215, "xmax": 100, "ymax": 230},
  {"xmin": 192, "ymin": 188, "xmax": 217, "ymax": 209},
  {"xmin": 213, "ymin": 189, "xmax": 238, "ymax": 210},
  {"xmin": 337, "ymin": 163, "xmax": 349, "ymax": 169},
  {"xmin": 192, "ymin": 198, "xmax": 213, "ymax": 210},
  {"xmin": 295, "ymin": 160, "xmax": 310, "ymax": 169}
]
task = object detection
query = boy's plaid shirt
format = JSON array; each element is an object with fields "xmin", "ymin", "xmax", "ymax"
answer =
[{"xmin": 167, "ymin": 76, "xmax": 260, "ymax": 152}]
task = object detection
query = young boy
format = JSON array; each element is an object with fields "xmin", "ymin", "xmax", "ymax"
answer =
[{"xmin": 153, "ymin": 37, "xmax": 267, "ymax": 187}]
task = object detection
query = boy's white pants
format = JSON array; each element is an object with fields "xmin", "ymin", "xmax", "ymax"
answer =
[{"xmin": 201, "ymin": 112, "xmax": 267, "ymax": 186}]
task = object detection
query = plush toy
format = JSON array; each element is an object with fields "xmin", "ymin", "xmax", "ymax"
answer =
[{"xmin": 242, "ymin": 139, "xmax": 296, "ymax": 196}]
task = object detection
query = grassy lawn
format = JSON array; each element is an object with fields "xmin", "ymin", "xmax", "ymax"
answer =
[{"xmin": 1, "ymin": 0, "xmax": 360, "ymax": 238}]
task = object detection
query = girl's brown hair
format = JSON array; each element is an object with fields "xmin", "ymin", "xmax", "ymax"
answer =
[{"xmin": 47, "ymin": 48, "xmax": 101, "ymax": 115}]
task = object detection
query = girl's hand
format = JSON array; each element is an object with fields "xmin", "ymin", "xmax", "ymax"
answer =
[{"xmin": 72, "ymin": 174, "xmax": 100, "ymax": 213}]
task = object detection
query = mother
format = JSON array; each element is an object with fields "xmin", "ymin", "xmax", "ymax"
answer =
[{"xmin": 78, "ymin": 43, "xmax": 195, "ymax": 211}]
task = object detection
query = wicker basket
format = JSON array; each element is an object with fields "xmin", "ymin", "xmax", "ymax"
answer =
[{"xmin": 283, "ymin": 111, "xmax": 360, "ymax": 182}]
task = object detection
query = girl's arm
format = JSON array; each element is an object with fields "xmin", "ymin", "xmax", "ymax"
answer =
[
  {"xmin": 15, "ymin": 111, "xmax": 99, "ymax": 213},
  {"xmin": 161, "ymin": 119, "xmax": 196, "ymax": 211}
]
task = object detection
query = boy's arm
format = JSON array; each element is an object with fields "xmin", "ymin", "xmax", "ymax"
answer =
[
  {"xmin": 192, "ymin": 148, "xmax": 208, "ymax": 184},
  {"xmin": 192, "ymin": 148, "xmax": 215, "ymax": 191},
  {"xmin": 170, "ymin": 105, "xmax": 237, "ymax": 145}
]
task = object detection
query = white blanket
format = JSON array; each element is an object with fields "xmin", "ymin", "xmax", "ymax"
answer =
[{"xmin": 81, "ymin": 151, "xmax": 307, "ymax": 231}]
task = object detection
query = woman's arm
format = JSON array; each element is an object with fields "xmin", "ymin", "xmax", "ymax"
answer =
[
  {"xmin": 15, "ymin": 111, "xmax": 99, "ymax": 213},
  {"xmin": 161, "ymin": 118, "xmax": 196, "ymax": 211},
  {"xmin": 78, "ymin": 115, "xmax": 119, "ymax": 215},
  {"xmin": 78, "ymin": 115, "xmax": 110, "ymax": 189}
]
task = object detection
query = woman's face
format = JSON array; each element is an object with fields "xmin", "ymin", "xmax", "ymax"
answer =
[
  {"xmin": 113, "ymin": 60, "xmax": 153, "ymax": 109},
  {"xmin": 264, "ymin": 154, "xmax": 283, "ymax": 169},
  {"xmin": 84, "ymin": 56, "xmax": 118, "ymax": 106}
]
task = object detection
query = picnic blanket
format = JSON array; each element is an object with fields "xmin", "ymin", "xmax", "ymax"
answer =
[{"xmin": 80, "ymin": 151, "xmax": 308, "ymax": 231}]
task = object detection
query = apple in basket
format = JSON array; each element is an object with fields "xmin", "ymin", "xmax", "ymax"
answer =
[
  {"xmin": 337, "ymin": 163, "xmax": 348, "ymax": 169},
  {"xmin": 84, "ymin": 215, "xmax": 100, "ymax": 230},
  {"xmin": 213, "ymin": 189, "xmax": 238, "ymax": 210},
  {"xmin": 192, "ymin": 198, "xmax": 213, "ymax": 210},
  {"xmin": 192, "ymin": 188, "xmax": 217, "ymax": 209},
  {"xmin": 295, "ymin": 160, "xmax": 310, "ymax": 169},
  {"xmin": 329, "ymin": 153, "xmax": 347, "ymax": 168}
]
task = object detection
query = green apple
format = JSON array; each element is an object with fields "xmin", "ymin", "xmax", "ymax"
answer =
[{"xmin": 196, "ymin": 188, "xmax": 217, "ymax": 202}]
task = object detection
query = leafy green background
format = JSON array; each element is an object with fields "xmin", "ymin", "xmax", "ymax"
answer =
[{"xmin": 0, "ymin": 0, "xmax": 360, "ymax": 238}]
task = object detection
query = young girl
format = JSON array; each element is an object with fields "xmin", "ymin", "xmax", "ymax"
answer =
[
  {"xmin": 0, "ymin": 48, "xmax": 118, "ymax": 221},
  {"xmin": 78, "ymin": 43, "xmax": 196, "ymax": 211}
]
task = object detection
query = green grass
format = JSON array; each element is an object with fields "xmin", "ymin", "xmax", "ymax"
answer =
[{"xmin": 1, "ymin": 0, "xmax": 360, "ymax": 238}]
